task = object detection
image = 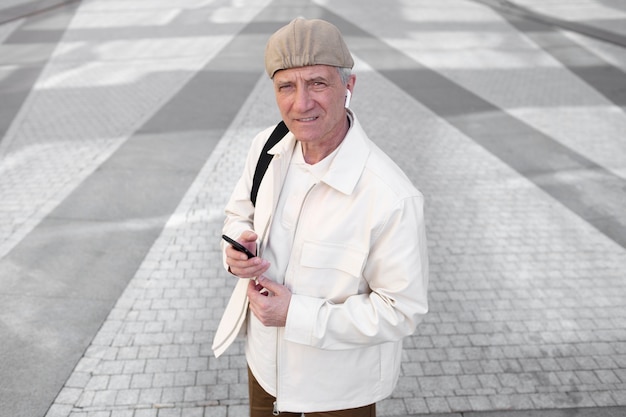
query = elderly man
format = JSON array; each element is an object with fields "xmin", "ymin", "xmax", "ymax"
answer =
[{"xmin": 213, "ymin": 18, "xmax": 428, "ymax": 417}]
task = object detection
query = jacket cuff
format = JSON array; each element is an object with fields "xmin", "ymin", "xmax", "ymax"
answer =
[{"xmin": 284, "ymin": 294, "xmax": 325, "ymax": 346}]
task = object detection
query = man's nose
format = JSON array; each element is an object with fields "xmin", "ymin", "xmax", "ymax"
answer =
[{"xmin": 293, "ymin": 87, "xmax": 313, "ymax": 112}]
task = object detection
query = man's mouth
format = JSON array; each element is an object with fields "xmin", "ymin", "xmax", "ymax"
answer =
[{"xmin": 296, "ymin": 117, "xmax": 318, "ymax": 122}]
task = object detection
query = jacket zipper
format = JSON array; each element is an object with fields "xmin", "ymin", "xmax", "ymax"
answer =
[
  {"xmin": 273, "ymin": 325, "xmax": 281, "ymax": 415},
  {"xmin": 274, "ymin": 182, "xmax": 317, "ymax": 415}
]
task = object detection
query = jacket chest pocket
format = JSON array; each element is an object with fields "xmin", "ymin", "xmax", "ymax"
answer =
[{"xmin": 296, "ymin": 241, "xmax": 367, "ymax": 303}]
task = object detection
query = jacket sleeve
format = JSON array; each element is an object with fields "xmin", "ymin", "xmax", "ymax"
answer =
[
  {"xmin": 221, "ymin": 126, "xmax": 274, "ymax": 268},
  {"xmin": 284, "ymin": 194, "xmax": 429, "ymax": 350}
]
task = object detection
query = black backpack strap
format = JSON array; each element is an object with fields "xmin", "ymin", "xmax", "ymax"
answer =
[{"xmin": 250, "ymin": 121, "xmax": 289, "ymax": 206}]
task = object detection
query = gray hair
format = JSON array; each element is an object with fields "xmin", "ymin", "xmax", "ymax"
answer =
[{"xmin": 337, "ymin": 67, "xmax": 352, "ymax": 85}]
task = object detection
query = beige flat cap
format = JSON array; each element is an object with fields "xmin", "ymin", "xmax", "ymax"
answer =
[{"xmin": 264, "ymin": 18, "xmax": 354, "ymax": 78}]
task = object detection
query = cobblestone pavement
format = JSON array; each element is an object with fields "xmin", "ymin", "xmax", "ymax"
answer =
[{"xmin": 1, "ymin": 0, "xmax": 625, "ymax": 417}]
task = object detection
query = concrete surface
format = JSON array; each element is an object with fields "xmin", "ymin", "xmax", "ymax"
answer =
[{"xmin": 0, "ymin": 0, "xmax": 625, "ymax": 416}]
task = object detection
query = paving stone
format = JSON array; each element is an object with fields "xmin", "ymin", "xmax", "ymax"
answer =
[{"xmin": 3, "ymin": 1, "xmax": 626, "ymax": 417}]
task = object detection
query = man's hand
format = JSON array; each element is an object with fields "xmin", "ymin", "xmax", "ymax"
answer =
[
  {"xmin": 225, "ymin": 231, "xmax": 270, "ymax": 278},
  {"xmin": 247, "ymin": 276, "xmax": 291, "ymax": 327}
]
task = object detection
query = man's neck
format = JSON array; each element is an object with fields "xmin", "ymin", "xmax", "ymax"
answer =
[{"xmin": 301, "ymin": 115, "xmax": 350, "ymax": 165}]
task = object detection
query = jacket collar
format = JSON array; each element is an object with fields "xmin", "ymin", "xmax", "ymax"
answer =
[{"xmin": 269, "ymin": 110, "xmax": 370, "ymax": 196}]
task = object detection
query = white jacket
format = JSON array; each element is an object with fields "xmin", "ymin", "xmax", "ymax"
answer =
[{"xmin": 212, "ymin": 113, "xmax": 428, "ymax": 413}]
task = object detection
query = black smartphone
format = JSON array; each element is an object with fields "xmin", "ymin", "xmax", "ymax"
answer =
[{"xmin": 222, "ymin": 234, "xmax": 255, "ymax": 259}]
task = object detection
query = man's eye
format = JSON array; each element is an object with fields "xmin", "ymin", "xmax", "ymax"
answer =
[{"xmin": 311, "ymin": 82, "xmax": 327, "ymax": 90}]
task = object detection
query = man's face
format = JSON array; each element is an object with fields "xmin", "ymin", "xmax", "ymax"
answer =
[{"xmin": 273, "ymin": 65, "xmax": 355, "ymax": 148}]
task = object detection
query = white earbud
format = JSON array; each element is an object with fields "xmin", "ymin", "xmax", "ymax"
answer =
[{"xmin": 344, "ymin": 89, "xmax": 352, "ymax": 108}]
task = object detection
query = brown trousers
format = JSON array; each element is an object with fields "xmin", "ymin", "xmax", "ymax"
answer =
[{"xmin": 248, "ymin": 367, "xmax": 376, "ymax": 417}]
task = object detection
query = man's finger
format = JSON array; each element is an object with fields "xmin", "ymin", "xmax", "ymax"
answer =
[{"xmin": 257, "ymin": 276, "xmax": 282, "ymax": 294}]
